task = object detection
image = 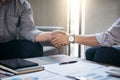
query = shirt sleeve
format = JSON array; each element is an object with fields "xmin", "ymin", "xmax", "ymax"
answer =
[
  {"xmin": 95, "ymin": 17, "xmax": 120, "ymax": 47},
  {"xmin": 19, "ymin": 0, "xmax": 41, "ymax": 42}
]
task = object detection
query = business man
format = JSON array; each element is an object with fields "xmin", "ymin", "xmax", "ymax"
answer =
[
  {"xmin": 50, "ymin": 17, "xmax": 120, "ymax": 67},
  {"xmin": 0, "ymin": 0, "xmax": 59, "ymax": 60}
]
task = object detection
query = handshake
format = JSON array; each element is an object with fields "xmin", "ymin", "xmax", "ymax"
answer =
[
  {"xmin": 36, "ymin": 30, "xmax": 76, "ymax": 47},
  {"xmin": 49, "ymin": 30, "xmax": 69, "ymax": 47}
]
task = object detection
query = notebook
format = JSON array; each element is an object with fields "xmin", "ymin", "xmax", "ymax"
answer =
[{"xmin": 0, "ymin": 58, "xmax": 44, "ymax": 75}]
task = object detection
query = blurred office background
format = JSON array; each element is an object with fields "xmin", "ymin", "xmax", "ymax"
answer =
[{"xmin": 28, "ymin": 0, "xmax": 120, "ymax": 58}]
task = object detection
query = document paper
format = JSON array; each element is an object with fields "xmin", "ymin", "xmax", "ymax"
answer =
[
  {"xmin": 1, "ymin": 71, "xmax": 71, "ymax": 80},
  {"xmin": 44, "ymin": 60, "xmax": 104, "ymax": 76}
]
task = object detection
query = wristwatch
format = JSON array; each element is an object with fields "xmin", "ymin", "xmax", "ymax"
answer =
[{"xmin": 68, "ymin": 34, "xmax": 75, "ymax": 43}]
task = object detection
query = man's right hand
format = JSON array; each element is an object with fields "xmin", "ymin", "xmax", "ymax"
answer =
[{"xmin": 50, "ymin": 30, "xmax": 69, "ymax": 47}]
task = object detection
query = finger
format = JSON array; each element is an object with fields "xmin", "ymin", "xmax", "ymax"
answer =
[
  {"xmin": 54, "ymin": 43, "xmax": 60, "ymax": 47},
  {"xmin": 50, "ymin": 33, "xmax": 61, "ymax": 41},
  {"xmin": 50, "ymin": 34, "xmax": 59, "ymax": 41},
  {"xmin": 51, "ymin": 30, "xmax": 66, "ymax": 36},
  {"xmin": 51, "ymin": 34, "xmax": 61, "ymax": 44},
  {"xmin": 51, "ymin": 38, "xmax": 60, "ymax": 45},
  {"xmin": 54, "ymin": 43, "xmax": 62, "ymax": 47},
  {"xmin": 51, "ymin": 37, "xmax": 68, "ymax": 46}
]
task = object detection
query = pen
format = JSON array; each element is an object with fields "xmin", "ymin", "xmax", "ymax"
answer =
[
  {"xmin": 0, "ymin": 70, "xmax": 14, "ymax": 76},
  {"xmin": 66, "ymin": 75, "xmax": 80, "ymax": 80},
  {"xmin": 59, "ymin": 61, "xmax": 77, "ymax": 65}
]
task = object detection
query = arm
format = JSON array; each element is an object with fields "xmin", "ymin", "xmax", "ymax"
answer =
[
  {"xmin": 51, "ymin": 17, "xmax": 120, "ymax": 47},
  {"xmin": 50, "ymin": 32, "xmax": 100, "ymax": 47},
  {"xmin": 75, "ymin": 35, "xmax": 100, "ymax": 46},
  {"xmin": 95, "ymin": 17, "xmax": 120, "ymax": 47},
  {"xmin": 19, "ymin": 0, "xmax": 51, "ymax": 42},
  {"xmin": 35, "ymin": 32, "xmax": 51, "ymax": 42}
]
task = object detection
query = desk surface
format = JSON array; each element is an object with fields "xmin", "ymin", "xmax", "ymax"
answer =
[
  {"xmin": 0, "ymin": 55, "xmax": 80, "ymax": 78},
  {"xmin": 0, "ymin": 55, "xmax": 120, "ymax": 80},
  {"xmin": 26, "ymin": 54, "xmax": 81, "ymax": 65}
]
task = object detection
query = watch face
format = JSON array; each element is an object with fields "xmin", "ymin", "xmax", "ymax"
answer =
[{"xmin": 69, "ymin": 35, "xmax": 74, "ymax": 42}]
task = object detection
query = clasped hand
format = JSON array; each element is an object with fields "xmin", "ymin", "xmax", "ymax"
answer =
[{"xmin": 49, "ymin": 30, "xmax": 69, "ymax": 47}]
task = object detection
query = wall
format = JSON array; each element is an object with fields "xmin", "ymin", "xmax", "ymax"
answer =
[
  {"xmin": 28, "ymin": 0, "xmax": 120, "ymax": 33},
  {"xmin": 28, "ymin": 0, "xmax": 68, "ymax": 30},
  {"xmin": 85, "ymin": 0, "xmax": 120, "ymax": 34},
  {"xmin": 84, "ymin": 0, "xmax": 120, "ymax": 49}
]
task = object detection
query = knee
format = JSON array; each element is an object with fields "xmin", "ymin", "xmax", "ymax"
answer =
[
  {"xmin": 94, "ymin": 47, "xmax": 120, "ymax": 66},
  {"xmin": 85, "ymin": 47, "xmax": 98, "ymax": 61},
  {"xmin": 85, "ymin": 47, "xmax": 94, "ymax": 56},
  {"xmin": 85, "ymin": 48, "xmax": 92, "ymax": 58},
  {"xmin": 95, "ymin": 47, "xmax": 115, "ymax": 58}
]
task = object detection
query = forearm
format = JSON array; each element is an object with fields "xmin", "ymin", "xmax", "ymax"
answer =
[
  {"xmin": 75, "ymin": 35, "xmax": 100, "ymax": 46},
  {"xmin": 35, "ymin": 32, "xmax": 51, "ymax": 42}
]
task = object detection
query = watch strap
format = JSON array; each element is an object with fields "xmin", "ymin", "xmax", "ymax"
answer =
[{"xmin": 69, "ymin": 34, "xmax": 75, "ymax": 43}]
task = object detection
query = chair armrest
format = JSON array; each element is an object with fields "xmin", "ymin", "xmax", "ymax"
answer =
[
  {"xmin": 40, "ymin": 41, "xmax": 52, "ymax": 46},
  {"xmin": 36, "ymin": 26, "xmax": 64, "ymax": 31}
]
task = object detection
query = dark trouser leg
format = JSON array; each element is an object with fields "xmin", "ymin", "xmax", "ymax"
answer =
[
  {"xmin": 94, "ymin": 47, "xmax": 120, "ymax": 67},
  {"xmin": 85, "ymin": 47, "xmax": 98, "ymax": 61},
  {"xmin": 0, "ymin": 40, "xmax": 43, "ymax": 60},
  {"xmin": 85, "ymin": 46, "xmax": 120, "ymax": 67}
]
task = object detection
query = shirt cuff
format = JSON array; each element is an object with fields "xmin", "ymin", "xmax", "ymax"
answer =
[
  {"xmin": 95, "ymin": 33, "xmax": 103, "ymax": 46},
  {"xmin": 25, "ymin": 29, "xmax": 43, "ymax": 42},
  {"xmin": 95, "ymin": 33, "xmax": 112, "ymax": 47}
]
